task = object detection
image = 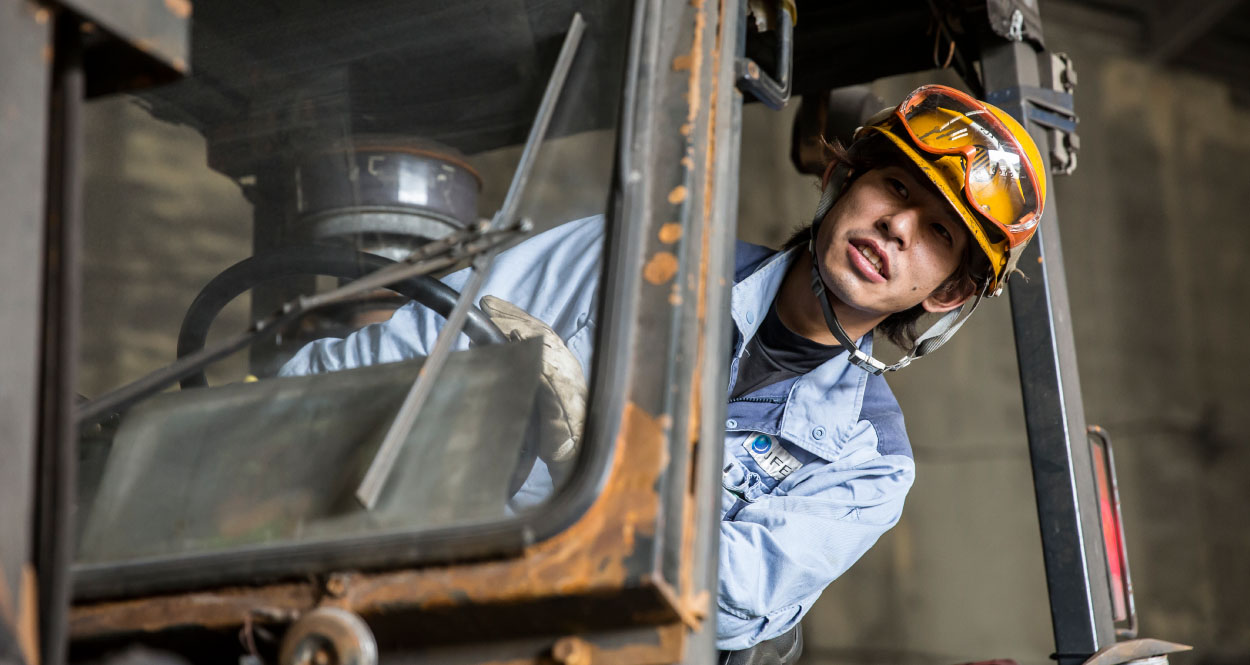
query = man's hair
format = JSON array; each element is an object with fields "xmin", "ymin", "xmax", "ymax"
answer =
[{"xmin": 784, "ymin": 135, "xmax": 989, "ymax": 351}]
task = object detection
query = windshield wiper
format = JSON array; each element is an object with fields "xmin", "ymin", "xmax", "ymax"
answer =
[{"xmin": 354, "ymin": 12, "xmax": 587, "ymax": 509}]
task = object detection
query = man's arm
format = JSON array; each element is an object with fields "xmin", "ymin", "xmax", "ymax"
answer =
[
  {"xmin": 715, "ymin": 451, "xmax": 914, "ymax": 651},
  {"xmin": 279, "ymin": 215, "xmax": 605, "ymax": 377}
]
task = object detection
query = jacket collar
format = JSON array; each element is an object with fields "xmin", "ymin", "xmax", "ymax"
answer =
[{"xmin": 730, "ymin": 246, "xmax": 873, "ymax": 460}]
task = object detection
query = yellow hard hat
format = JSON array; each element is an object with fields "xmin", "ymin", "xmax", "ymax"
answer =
[{"xmin": 860, "ymin": 85, "xmax": 1047, "ymax": 294}]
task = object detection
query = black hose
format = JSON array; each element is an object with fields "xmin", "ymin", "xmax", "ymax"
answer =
[{"xmin": 176, "ymin": 245, "xmax": 507, "ymax": 389}]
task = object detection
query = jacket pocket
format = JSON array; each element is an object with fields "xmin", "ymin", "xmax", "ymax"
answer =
[{"xmin": 722, "ymin": 456, "xmax": 768, "ymax": 503}]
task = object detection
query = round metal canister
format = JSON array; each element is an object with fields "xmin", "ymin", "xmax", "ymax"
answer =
[{"xmin": 293, "ymin": 136, "xmax": 481, "ymax": 261}]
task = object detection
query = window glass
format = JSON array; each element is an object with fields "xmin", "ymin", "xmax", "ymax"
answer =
[{"xmin": 75, "ymin": 0, "xmax": 632, "ymax": 568}]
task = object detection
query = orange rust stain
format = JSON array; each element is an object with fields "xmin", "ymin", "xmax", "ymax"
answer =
[
  {"xmin": 671, "ymin": 53, "xmax": 693, "ymax": 72},
  {"xmin": 681, "ymin": 156, "xmax": 695, "ymax": 170},
  {"xmin": 668, "ymin": 291, "xmax": 683, "ymax": 306},
  {"xmin": 19, "ymin": 566, "xmax": 39, "ymax": 665},
  {"xmin": 327, "ymin": 402, "xmax": 669, "ymax": 611},
  {"xmin": 643, "ymin": 252, "xmax": 679, "ymax": 286},
  {"xmin": 33, "ymin": 7, "xmax": 49, "ymax": 24},
  {"xmin": 667, "ymin": 186, "xmax": 688, "ymax": 205},
  {"xmin": 659, "ymin": 223, "xmax": 683, "ymax": 244},
  {"xmin": 70, "ymin": 583, "xmax": 314, "ymax": 637},
  {"xmin": 683, "ymin": 0, "xmax": 706, "ymax": 126},
  {"xmin": 675, "ymin": 0, "xmax": 727, "ymax": 618},
  {"xmin": 164, "ymin": 0, "xmax": 193, "ymax": 19},
  {"xmin": 41, "ymin": 45, "xmax": 52, "ymax": 63},
  {"xmin": 680, "ymin": 123, "xmax": 694, "ymax": 137}
]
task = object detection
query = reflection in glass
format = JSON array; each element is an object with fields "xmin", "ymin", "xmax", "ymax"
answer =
[{"xmin": 75, "ymin": 1, "xmax": 631, "ymax": 571}]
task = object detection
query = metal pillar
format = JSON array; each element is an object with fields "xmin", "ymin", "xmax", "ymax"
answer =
[
  {"xmin": 981, "ymin": 39, "xmax": 1117, "ymax": 665},
  {"xmin": 0, "ymin": 2, "xmax": 54, "ymax": 663}
]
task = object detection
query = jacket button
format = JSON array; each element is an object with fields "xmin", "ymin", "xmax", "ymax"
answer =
[
  {"xmin": 746, "ymin": 312, "xmax": 755, "ymax": 324},
  {"xmin": 812, "ymin": 426, "xmax": 826, "ymax": 439},
  {"xmin": 726, "ymin": 419, "xmax": 738, "ymax": 429}
]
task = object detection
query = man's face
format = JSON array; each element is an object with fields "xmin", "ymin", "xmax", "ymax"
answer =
[{"xmin": 814, "ymin": 164, "xmax": 973, "ymax": 318}]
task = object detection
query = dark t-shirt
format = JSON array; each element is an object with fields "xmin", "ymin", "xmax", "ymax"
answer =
[{"xmin": 730, "ymin": 300, "xmax": 845, "ymax": 399}]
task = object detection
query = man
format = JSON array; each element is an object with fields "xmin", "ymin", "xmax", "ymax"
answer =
[{"xmin": 280, "ymin": 84, "xmax": 1047, "ymax": 654}]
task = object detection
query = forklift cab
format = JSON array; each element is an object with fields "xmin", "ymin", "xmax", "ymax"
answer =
[{"xmin": 0, "ymin": 1, "xmax": 1186, "ymax": 665}]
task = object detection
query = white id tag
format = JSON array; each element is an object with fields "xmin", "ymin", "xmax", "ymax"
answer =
[{"xmin": 742, "ymin": 433, "xmax": 802, "ymax": 481}]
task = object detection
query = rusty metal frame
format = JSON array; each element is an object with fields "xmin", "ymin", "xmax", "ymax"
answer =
[{"xmin": 68, "ymin": 1, "xmax": 733, "ymax": 663}]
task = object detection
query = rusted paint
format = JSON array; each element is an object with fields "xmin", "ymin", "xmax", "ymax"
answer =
[
  {"xmin": 676, "ymin": 0, "xmax": 727, "ymax": 625},
  {"xmin": 679, "ymin": 123, "xmax": 693, "ymax": 137},
  {"xmin": 71, "ymin": 403, "xmax": 678, "ymax": 637},
  {"xmin": 671, "ymin": 54, "xmax": 693, "ymax": 72},
  {"xmin": 668, "ymin": 291, "xmax": 682, "ymax": 306},
  {"xmin": 322, "ymin": 402, "xmax": 669, "ymax": 611},
  {"xmin": 164, "ymin": 0, "xmax": 193, "ymax": 20},
  {"xmin": 667, "ymin": 186, "xmax": 687, "ymax": 205},
  {"xmin": 684, "ymin": 0, "xmax": 706, "ymax": 126},
  {"xmin": 33, "ymin": 7, "xmax": 49, "ymax": 24},
  {"xmin": 554, "ymin": 624, "xmax": 685, "ymax": 665},
  {"xmin": 680, "ymin": 156, "xmax": 694, "ymax": 170},
  {"xmin": 70, "ymin": 583, "xmax": 314, "ymax": 636},
  {"xmin": 658, "ymin": 224, "xmax": 682, "ymax": 244},
  {"xmin": 643, "ymin": 253, "xmax": 679, "ymax": 286},
  {"xmin": 19, "ymin": 565, "xmax": 39, "ymax": 665}
]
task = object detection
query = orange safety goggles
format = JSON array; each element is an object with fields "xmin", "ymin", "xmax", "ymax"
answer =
[{"xmin": 893, "ymin": 85, "xmax": 1043, "ymax": 247}]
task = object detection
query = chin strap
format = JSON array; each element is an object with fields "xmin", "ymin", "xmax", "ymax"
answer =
[{"xmin": 806, "ymin": 164, "xmax": 990, "ymax": 375}]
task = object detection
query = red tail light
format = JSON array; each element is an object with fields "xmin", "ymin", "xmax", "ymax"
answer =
[{"xmin": 1088, "ymin": 426, "xmax": 1137, "ymax": 639}]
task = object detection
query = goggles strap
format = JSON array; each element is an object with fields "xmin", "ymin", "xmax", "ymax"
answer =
[{"xmin": 910, "ymin": 278, "xmax": 991, "ymax": 358}]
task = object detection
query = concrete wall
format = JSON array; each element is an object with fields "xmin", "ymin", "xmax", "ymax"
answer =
[{"xmin": 734, "ymin": 7, "xmax": 1250, "ymax": 665}]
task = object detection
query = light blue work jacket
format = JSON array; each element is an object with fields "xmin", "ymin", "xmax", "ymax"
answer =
[{"xmin": 280, "ymin": 215, "xmax": 914, "ymax": 651}]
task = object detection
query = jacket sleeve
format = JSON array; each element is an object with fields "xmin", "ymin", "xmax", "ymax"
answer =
[
  {"xmin": 278, "ymin": 215, "xmax": 605, "ymax": 377},
  {"xmin": 715, "ymin": 451, "xmax": 915, "ymax": 651}
]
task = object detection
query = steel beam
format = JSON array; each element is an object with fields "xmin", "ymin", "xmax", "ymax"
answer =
[{"xmin": 980, "ymin": 39, "xmax": 1117, "ymax": 665}]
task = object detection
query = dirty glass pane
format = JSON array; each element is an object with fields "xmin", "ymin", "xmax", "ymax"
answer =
[{"xmin": 74, "ymin": 0, "xmax": 631, "ymax": 570}]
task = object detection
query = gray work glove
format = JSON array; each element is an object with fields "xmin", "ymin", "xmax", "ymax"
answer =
[{"xmin": 479, "ymin": 296, "xmax": 587, "ymax": 464}]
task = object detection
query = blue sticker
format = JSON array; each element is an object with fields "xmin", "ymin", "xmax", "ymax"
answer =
[{"xmin": 751, "ymin": 435, "xmax": 772, "ymax": 454}]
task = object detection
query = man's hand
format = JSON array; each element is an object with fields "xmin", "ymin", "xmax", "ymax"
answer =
[{"xmin": 479, "ymin": 296, "xmax": 587, "ymax": 465}]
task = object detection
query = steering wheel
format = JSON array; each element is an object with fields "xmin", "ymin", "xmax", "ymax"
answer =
[
  {"xmin": 175, "ymin": 245, "xmax": 536, "ymax": 497},
  {"xmin": 175, "ymin": 245, "xmax": 507, "ymax": 389}
]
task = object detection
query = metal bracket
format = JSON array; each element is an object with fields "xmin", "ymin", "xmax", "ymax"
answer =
[
  {"xmin": 735, "ymin": 0, "xmax": 793, "ymax": 110},
  {"xmin": 986, "ymin": 0, "xmax": 1045, "ymax": 49},
  {"xmin": 985, "ymin": 52, "xmax": 1081, "ymax": 175}
]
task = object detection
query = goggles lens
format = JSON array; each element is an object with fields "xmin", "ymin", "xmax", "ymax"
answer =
[{"xmin": 896, "ymin": 86, "xmax": 1041, "ymax": 238}]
